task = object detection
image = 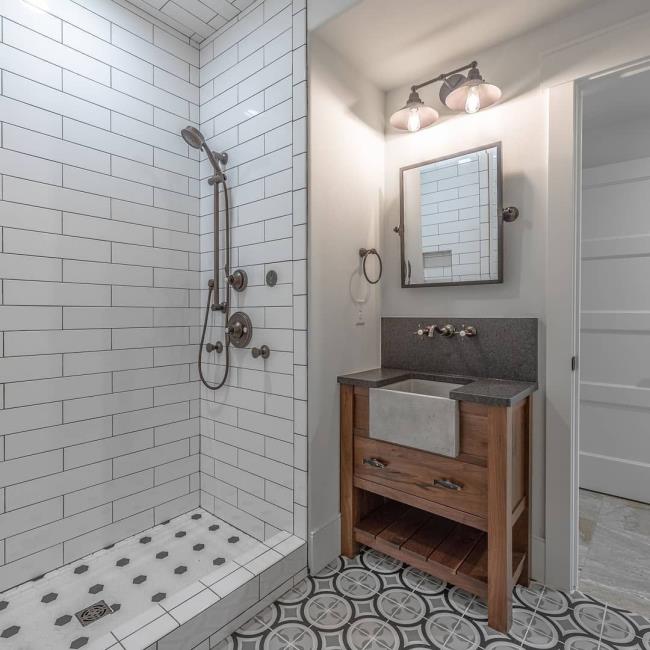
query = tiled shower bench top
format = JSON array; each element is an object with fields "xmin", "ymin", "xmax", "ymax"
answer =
[{"xmin": 0, "ymin": 510, "xmax": 306, "ymax": 650}]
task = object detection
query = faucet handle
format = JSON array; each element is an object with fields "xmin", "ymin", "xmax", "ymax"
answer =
[
  {"xmin": 414, "ymin": 324, "xmax": 434, "ymax": 337},
  {"xmin": 459, "ymin": 325, "xmax": 477, "ymax": 338}
]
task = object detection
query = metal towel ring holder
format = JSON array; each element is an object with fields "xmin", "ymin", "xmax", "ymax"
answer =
[{"xmin": 359, "ymin": 247, "xmax": 383, "ymax": 285}]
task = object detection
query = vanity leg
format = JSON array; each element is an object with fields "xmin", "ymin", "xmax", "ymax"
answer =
[
  {"xmin": 340, "ymin": 384, "xmax": 359, "ymax": 557},
  {"xmin": 514, "ymin": 397, "xmax": 532, "ymax": 586},
  {"xmin": 488, "ymin": 406, "xmax": 513, "ymax": 632}
]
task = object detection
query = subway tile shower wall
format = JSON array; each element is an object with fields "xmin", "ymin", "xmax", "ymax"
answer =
[
  {"xmin": 198, "ymin": 0, "xmax": 307, "ymax": 544},
  {"xmin": 0, "ymin": 0, "xmax": 307, "ymax": 593}
]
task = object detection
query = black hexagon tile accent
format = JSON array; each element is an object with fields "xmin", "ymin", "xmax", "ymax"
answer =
[
  {"xmin": 156, "ymin": 551, "xmax": 169, "ymax": 559},
  {"xmin": 111, "ymin": 603, "xmax": 121, "ymax": 613},
  {"xmin": 193, "ymin": 544, "xmax": 205, "ymax": 551},
  {"xmin": 151, "ymin": 592, "xmax": 166, "ymax": 603},
  {"xmin": 41, "ymin": 592, "xmax": 58, "ymax": 604},
  {"xmin": 175, "ymin": 531, "xmax": 186, "ymax": 538},
  {"xmin": 116, "ymin": 558, "xmax": 130, "ymax": 567},
  {"xmin": 0, "ymin": 601, "xmax": 7, "ymax": 611},
  {"xmin": 73, "ymin": 565, "xmax": 88, "ymax": 575},
  {"xmin": 70, "ymin": 636, "xmax": 89, "ymax": 649},
  {"xmin": 55, "ymin": 615, "xmax": 72, "ymax": 626},
  {"xmin": 228, "ymin": 536, "xmax": 239, "ymax": 543},
  {"xmin": 88, "ymin": 584, "xmax": 103, "ymax": 595},
  {"xmin": 174, "ymin": 565, "xmax": 187, "ymax": 575},
  {"xmin": 213, "ymin": 557, "xmax": 226, "ymax": 566},
  {"xmin": 139, "ymin": 536, "xmax": 152, "ymax": 544},
  {"xmin": 191, "ymin": 513, "xmax": 202, "ymax": 520},
  {"xmin": 1, "ymin": 626, "xmax": 19, "ymax": 639},
  {"xmin": 209, "ymin": 524, "xmax": 220, "ymax": 532},
  {"xmin": 133, "ymin": 575, "xmax": 147, "ymax": 584}
]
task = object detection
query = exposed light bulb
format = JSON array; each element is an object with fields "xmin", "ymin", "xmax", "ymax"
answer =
[
  {"xmin": 407, "ymin": 108, "xmax": 421, "ymax": 132},
  {"xmin": 465, "ymin": 85, "xmax": 481, "ymax": 114}
]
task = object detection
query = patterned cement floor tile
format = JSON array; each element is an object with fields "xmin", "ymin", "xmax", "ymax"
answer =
[{"xmin": 216, "ymin": 546, "xmax": 650, "ymax": 650}]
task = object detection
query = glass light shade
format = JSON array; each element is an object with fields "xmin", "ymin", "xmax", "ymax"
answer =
[
  {"xmin": 445, "ymin": 78, "xmax": 501, "ymax": 113},
  {"xmin": 390, "ymin": 89, "xmax": 439, "ymax": 132}
]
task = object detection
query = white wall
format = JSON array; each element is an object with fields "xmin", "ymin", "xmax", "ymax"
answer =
[
  {"xmin": 0, "ymin": 0, "xmax": 201, "ymax": 591},
  {"xmin": 307, "ymin": 34, "xmax": 383, "ymax": 570},
  {"xmin": 381, "ymin": 0, "xmax": 650, "ymax": 567},
  {"xmin": 307, "ymin": 0, "xmax": 361, "ymax": 31},
  {"xmin": 198, "ymin": 0, "xmax": 308, "ymax": 543}
]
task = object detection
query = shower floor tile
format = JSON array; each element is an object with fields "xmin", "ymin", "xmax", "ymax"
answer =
[{"xmin": 0, "ymin": 509, "xmax": 300, "ymax": 650}]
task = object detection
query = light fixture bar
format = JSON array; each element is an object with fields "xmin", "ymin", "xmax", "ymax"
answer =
[
  {"xmin": 390, "ymin": 59, "xmax": 501, "ymax": 132},
  {"xmin": 411, "ymin": 60, "xmax": 478, "ymax": 92}
]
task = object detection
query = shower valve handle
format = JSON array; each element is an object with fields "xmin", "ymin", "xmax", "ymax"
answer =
[
  {"xmin": 252, "ymin": 345, "xmax": 270, "ymax": 359},
  {"xmin": 227, "ymin": 322, "xmax": 248, "ymax": 338}
]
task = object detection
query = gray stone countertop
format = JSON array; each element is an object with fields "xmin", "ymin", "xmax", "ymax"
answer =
[{"xmin": 337, "ymin": 368, "xmax": 537, "ymax": 406}]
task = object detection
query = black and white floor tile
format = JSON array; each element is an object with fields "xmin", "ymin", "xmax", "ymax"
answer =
[
  {"xmin": 0, "ymin": 510, "xmax": 302, "ymax": 650},
  {"xmin": 214, "ymin": 547, "xmax": 650, "ymax": 650}
]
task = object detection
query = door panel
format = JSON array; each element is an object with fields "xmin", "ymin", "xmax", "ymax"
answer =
[{"xmin": 580, "ymin": 157, "xmax": 650, "ymax": 503}]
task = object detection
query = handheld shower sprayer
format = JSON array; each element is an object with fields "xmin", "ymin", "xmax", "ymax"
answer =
[
  {"xmin": 181, "ymin": 126, "xmax": 228, "ymax": 173},
  {"xmin": 183, "ymin": 125, "xmax": 234, "ymax": 391}
]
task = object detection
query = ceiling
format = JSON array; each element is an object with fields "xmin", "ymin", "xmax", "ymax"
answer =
[
  {"xmin": 126, "ymin": 0, "xmax": 255, "ymax": 42},
  {"xmin": 583, "ymin": 64, "xmax": 650, "ymax": 130},
  {"xmin": 315, "ymin": 0, "xmax": 600, "ymax": 91}
]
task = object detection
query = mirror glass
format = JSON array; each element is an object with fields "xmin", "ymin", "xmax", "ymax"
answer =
[{"xmin": 400, "ymin": 143, "xmax": 502, "ymax": 286}]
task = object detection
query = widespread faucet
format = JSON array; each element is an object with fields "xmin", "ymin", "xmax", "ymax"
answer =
[{"xmin": 414, "ymin": 323, "xmax": 478, "ymax": 338}]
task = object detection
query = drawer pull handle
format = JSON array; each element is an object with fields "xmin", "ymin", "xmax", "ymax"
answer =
[
  {"xmin": 433, "ymin": 478, "xmax": 463, "ymax": 491},
  {"xmin": 363, "ymin": 457, "xmax": 387, "ymax": 469}
]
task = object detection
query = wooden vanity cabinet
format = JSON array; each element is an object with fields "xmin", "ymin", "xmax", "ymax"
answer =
[{"xmin": 340, "ymin": 384, "xmax": 531, "ymax": 633}]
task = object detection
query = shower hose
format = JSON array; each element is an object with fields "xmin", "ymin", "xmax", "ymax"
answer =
[{"xmin": 198, "ymin": 179, "xmax": 231, "ymax": 391}]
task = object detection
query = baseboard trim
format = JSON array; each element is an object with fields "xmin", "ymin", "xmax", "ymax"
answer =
[
  {"xmin": 580, "ymin": 451, "xmax": 650, "ymax": 503},
  {"xmin": 309, "ymin": 513, "xmax": 341, "ymax": 574}
]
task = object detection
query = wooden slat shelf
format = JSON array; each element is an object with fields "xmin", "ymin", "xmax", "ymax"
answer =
[{"xmin": 354, "ymin": 501, "xmax": 526, "ymax": 601}]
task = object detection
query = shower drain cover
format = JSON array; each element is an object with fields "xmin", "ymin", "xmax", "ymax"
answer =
[{"xmin": 75, "ymin": 601, "xmax": 113, "ymax": 627}]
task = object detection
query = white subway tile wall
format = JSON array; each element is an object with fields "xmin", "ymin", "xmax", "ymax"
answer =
[
  {"xmin": 0, "ymin": 0, "xmax": 307, "ymax": 594},
  {"xmin": 419, "ymin": 148, "xmax": 499, "ymax": 282},
  {"xmin": 0, "ymin": 0, "xmax": 202, "ymax": 592},
  {"xmin": 198, "ymin": 0, "xmax": 307, "ymax": 543}
]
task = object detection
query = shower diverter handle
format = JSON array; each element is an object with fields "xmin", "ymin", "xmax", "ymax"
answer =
[{"xmin": 227, "ymin": 322, "xmax": 247, "ymax": 338}]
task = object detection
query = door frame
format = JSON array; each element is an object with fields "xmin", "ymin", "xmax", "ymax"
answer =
[
  {"xmin": 545, "ymin": 80, "xmax": 581, "ymax": 591},
  {"xmin": 544, "ymin": 14, "xmax": 650, "ymax": 588}
]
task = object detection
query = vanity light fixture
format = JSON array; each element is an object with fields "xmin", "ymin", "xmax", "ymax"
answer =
[
  {"xmin": 390, "ymin": 61, "xmax": 501, "ymax": 132},
  {"xmin": 389, "ymin": 89, "xmax": 440, "ymax": 132}
]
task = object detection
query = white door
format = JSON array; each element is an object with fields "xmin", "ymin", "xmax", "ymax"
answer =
[{"xmin": 580, "ymin": 156, "xmax": 650, "ymax": 503}]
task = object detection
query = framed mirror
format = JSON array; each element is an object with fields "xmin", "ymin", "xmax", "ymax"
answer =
[{"xmin": 399, "ymin": 142, "xmax": 503, "ymax": 287}]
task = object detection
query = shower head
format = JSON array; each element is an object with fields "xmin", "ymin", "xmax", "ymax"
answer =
[
  {"xmin": 180, "ymin": 126, "xmax": 228, "ymax": 171},
  {"xmin": 181, "ymin": 126, "xmax": 205, "ymax": 149}
]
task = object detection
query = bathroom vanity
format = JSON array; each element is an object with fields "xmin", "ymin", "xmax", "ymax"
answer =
[{"xmin": 338, "ymin": 363, "xmax": 536, "ymax": 633}]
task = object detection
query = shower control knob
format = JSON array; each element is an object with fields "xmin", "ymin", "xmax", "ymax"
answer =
[
  {"xmin": 252, "ymin": 345, "xmax": 270, "ymax": 359},
  {"xmin": 228, "ymin": 269, "xmax": 248, "ymax": 292},
  {"xmin": 226, "ymin": 312, "xmax": 253, "ymax": 349},
  {"xmin": 206, "ymin": 342, "xmax": 223, "ymax": 353}
]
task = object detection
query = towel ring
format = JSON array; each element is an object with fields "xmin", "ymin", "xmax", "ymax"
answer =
[{"xmin": 359, "ymin": 248, "xmax": 383, "ymax": 285}]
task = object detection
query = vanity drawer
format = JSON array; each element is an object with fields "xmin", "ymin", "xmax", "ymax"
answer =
[{"xmin": 354, "ymin": 437, "xmax": 487, "ymax": 518}]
